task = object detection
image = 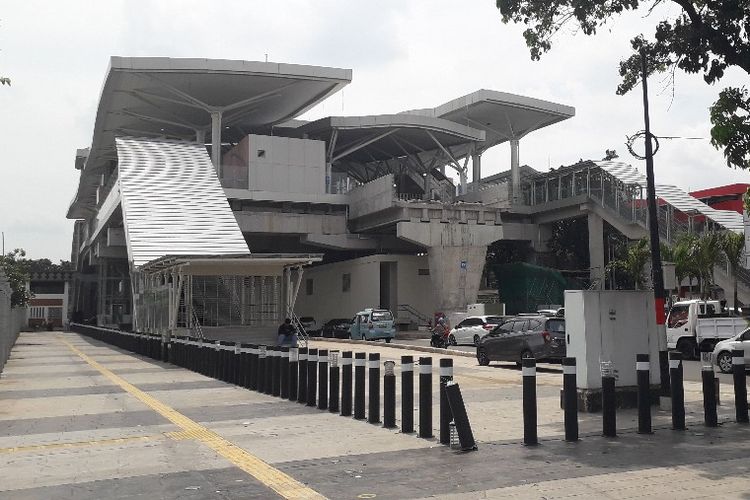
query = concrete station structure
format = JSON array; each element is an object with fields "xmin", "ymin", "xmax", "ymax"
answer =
[{"xmin": 66, "ymin": 57, "xmax": 749, "ymax": 339}]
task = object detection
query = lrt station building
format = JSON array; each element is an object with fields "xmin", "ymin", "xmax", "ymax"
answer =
[
  {"xmin": 67, "ymin": 57, "xmax": 749, "ymax": 341},
  {"xmin": 66, "ymin": 56, "xmax": 575, "ymax": 340}
]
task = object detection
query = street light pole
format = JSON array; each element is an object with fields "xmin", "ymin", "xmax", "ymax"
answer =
[{"xmin": 640, "ymin": 48, "xmax": 670, "ymax": 400}]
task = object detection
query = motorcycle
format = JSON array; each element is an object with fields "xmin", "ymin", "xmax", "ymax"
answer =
[{"xmin": 430, "ymin": 326, "xmax": 449, "ymax": 349}]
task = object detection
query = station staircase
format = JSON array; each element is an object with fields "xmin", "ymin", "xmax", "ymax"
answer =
[{"xmin": 525, "ymin": 160, "xmax": 749, "ymax": 304}]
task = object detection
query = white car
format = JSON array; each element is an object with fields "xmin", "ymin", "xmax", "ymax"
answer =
[
  {"xmin": 448, "ymin": 315, "xmax": 507, "ymax": 346},
  {"xmin": 712, "ymin": 328, "xmax": 750, "ymax": 373}
]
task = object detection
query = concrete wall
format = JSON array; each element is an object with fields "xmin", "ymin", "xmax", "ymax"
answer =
[
  {"xmin": 223, "ymin": 134, "xmax": 326, "ymax": 194},
  {"xmin": 347, "ymin": 174, "xmax": 395, "ymax": 219},
  {"xmin": 459, "ymin": 182, "xmax": 510, "ymax": 208},
  {"xmin": 293, "ymin": 254, "xmax": 432, "ymax": 325}
]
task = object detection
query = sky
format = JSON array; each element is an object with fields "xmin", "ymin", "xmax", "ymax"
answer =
[{"xmin": 1, "ymin": 0, "xmax": 749, "ymax": 262}]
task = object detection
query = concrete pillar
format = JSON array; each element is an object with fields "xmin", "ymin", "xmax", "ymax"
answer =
[
  {"xmin": 588, "ymin": 212, "xmax": 605, "ymax": 289},
  {"xmin": 459, "ymin": 170, "xmax": 467, "ymax": 196},
  {"xmin": 325, "ymin": 162, "xmax": 332, "ymax": 194},
  {"xmin": 472, "ymin": 153, "xmax": 481, "ymax": 184},
  {"xmin": 510, "ymin": 139, "xmax": 520, "ymax": 204},
  {"xmin": 211, "ymin": 111, "xmax": 222, "ymax": 177},
  {"xmin": 196, "ymin": 129, "xmax": 206, "ymax": 145},
  {"xmin": 423, "ymin": 173, "xmax": 430, "ymax": 200},
  {"xmin": 427, "ymin": 245, "xmax": 487, "ymax": 312}
]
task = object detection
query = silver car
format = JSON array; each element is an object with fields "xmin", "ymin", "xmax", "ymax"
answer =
[
  {"xmin": 477, "ymin": 316, "xmax": 566, "ymax": 366},
  {"xmin": 712, "ymin": 328, "xmax": 750, "ymax": 373},
  {"xmin": 448, "ymin": 315, "xmax": 507, "ymax": 346}
]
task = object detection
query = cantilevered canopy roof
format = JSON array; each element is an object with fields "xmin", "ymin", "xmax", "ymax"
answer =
[
  {"xmin": 68, "ymin": 57, "xmax": 351, "ymax": 218},
  {"xmin": 412, "ymin": 89, "xmax": 575, "ymax": 154},
  {"xmin": 295, "ymin": 114, "xmax": 485, "ymax": 165}
]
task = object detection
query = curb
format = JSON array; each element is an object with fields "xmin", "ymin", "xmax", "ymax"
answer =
[{"xmin": 309, "ymin": 337, "xmax": 476, "ymax": 358}]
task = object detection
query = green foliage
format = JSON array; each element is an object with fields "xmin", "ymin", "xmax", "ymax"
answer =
[
  {"xmin": 689, "ymin": 232, "xmax": 724, "ymax": 298},
  {"xmin": 605, "ymin": 237, "xmax": 650, "ymax": 289},
  {"xmin": 547, "ymin": 217, "xmax": 589, "ymax": 270},
  {"xmin": 495, "ymin": 0, "xmax": 750, "ymax": 169},
  {"xmin": 710, "ymin": 87, "xmax": 750, "ymax": 170},
  {"xmin": 0, "ymin": 249, "xmax": 32, "ymax": 307},
  {"xmin": 721, "ymin": 231, "xmax": 745, "ymax": 312}
]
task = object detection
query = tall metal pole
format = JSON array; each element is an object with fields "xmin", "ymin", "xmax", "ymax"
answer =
[{"xmin": 640, "ymin": 48, "xmax": 670, "ymax": 399}]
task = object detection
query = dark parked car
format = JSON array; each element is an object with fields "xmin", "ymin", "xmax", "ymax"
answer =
[
  {"xmin": 321, "ymin": 318, "xmax": 353, "ymax": 338},
  {"xmin": 299, "ymin": 316, "xmax": 320, "ymax": 337},
  {"xmin": 476, "ymin": 316, "xmax": 566, "ymax": 366}
]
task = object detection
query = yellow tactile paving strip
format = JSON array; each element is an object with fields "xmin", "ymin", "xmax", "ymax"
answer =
[{"xmin": 58, "ymin": 335, "xmax": 325, "ymax": 500}]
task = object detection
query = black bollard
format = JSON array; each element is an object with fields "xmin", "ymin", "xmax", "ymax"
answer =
[
  {"xmin": 318, "ymin": 349, "xmax": 328, "ymax": 410},
  {"xmin": 212, "ymin": 341, "xmax": 221, "ymax": 379},
  {"xmin": 368, "ymin": 353, "xmax": 381, "ymax": 424},
  {"xmin": 341, "ymin": 351, "xmax": 353, "ymax": 417},
  {"xmin": 329, "ymin": 350, "xmax": 340, "ymax": 414},
  {"xmin": 418, "ymin": 357, "xmax": 433, "ymax": 439},
  {"xmin": 702, "ymin": 365, "xmax": 718, "ymax": 427},
  {"xmin": 272, "ymin": 346, "xmax": 281, "ymax": 397},
  {"xmin": 297, "ymin": 347, "xmax": 308, "ymax": 403},
  {"xmin": 602, "ymin": 370, "xmax": 617, "ymax": 438},
  {"xmin": 265, "ymin": 346, "xmax": 275, "ymax": 395},
  {"xmin": 522, "ymin": 357, "xmax": 538, "ymax": 445},
  {"xmin": 257, "ymin": 345, "xmax": 267, "ymax": 394},
  {"xmin": 383, "ymin": 360, "xmax": 396, "ymax": 429},
  {"xmin": 280, "ymin": 347, "xmax": 289, "ymax": 399},
  {"xmin": 249, "ymin": 344, "xmax": 258, "ymax": 391},
  {"xmin": 401, "ymin": 355, "xmax": 414, "ymax": 434},
  {"xmin": 562, "ymin": 357, "xmax": 578, "ymax": 442},
  {"xmin": 732, "ymin": 349, "xmax": 748, "ymax": 423},
  {"xmin": 669, "ymin": 351, "xmax": 685, "ymax": 430},
  {"xmin": 439, "ymin": 358, "xmax": 453, "ymax": 445},
  {"xmin": 306, "ymin": 348, "xmax": 318, "ymax": 407},
  {"xmin": 445, "ymin": 382, "xmax": 478, "ymax": 451},
  {"xmin": 288, "ymin": 346, "xmax": 299, "ymax": 401},
  {"xmin": 354, "ymin": 353, "xmax": 366, "ymax": 420},
  {"xmin": 636, "ymin": 354, "xmax": 652, "ymax": 434},
  {"xmin": 233, "ymin": 343, "xmax": 242, "ymax": 385},
  {"xmin": 240, "ymin": 343, "xmax": 250, "ymax": 388}
]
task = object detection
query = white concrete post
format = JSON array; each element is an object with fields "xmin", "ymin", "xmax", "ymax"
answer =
[
  {"xmin": 510, "ymin": 139, "xmax": 520, "ymax": 204},
  {"xmin": 472, "ymin": 153, "xmax": 481, "ymax": 185},
  {"xmin": 211, "ymin": 111, "xmax": 222, "ymax": 178}
]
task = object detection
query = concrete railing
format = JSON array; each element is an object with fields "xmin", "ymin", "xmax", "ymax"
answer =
[{"xmin": 0, "ymin": 271, "xmax": 25, "ymax": 374}]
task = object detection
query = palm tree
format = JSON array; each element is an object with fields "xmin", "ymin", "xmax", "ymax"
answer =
[
  {"xmin": 721, "ymin": 231, "xmax": 745, "ymax": 314},
  {"xmin": 690, "ymin": 232, "xmax": 724, "ymax": 299},
  {"xmin": 606, "ymin": 237, "xmax": 650, "ymax": 289}
]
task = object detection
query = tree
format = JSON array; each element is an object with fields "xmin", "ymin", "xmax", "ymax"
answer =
[
  {"xmin": 495, "ymin": 1, "xmax": 750, "ymax": 169},
  {"xmin": 546, "ymin": 217, "xmax": 589, "ymax": 271},
  {"xmin": 689, "ymin": 231, "xmax": 723, "ymax": 298},
  {"xmin": 605, "ymin": 237, "xmax": 650, "ymax": 289},
  {"xmin": 721, "ymin": 231, "xmax": 745, "ymax": 313},
  {"xmin": 661, "ymin": 233, "xmax": 698, "ymax": 297},
  {"xmin": 0, "ymin": 249, "xmax": 31, "ymax": 307}
]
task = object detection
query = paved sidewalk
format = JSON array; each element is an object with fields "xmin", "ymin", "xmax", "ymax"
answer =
[{"xmin": 0, "ymin": 332, "xmax": 748, "ymax": 499}]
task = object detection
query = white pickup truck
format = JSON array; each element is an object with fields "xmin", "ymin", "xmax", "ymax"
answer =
[{"xmin": 666, "ymin": 299, "xmax": 749, "ymax": 359}]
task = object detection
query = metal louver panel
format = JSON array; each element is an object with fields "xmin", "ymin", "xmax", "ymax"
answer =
[
  {"xmin": 595, "ymin": 160, "xmax": 743, "ymax": 233},
  {"xmin": 116, "ymin": 137, "xmax": 249, "ymax": 267}
]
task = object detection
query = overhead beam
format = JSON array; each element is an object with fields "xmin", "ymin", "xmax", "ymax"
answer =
[{"xmin": 332, "ymin": 128, "xmax": 399, "ymax": 162}]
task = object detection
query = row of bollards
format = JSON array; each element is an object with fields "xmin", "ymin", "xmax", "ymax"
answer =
[
  {"xmin": 69, "ymin": 324, "xmax": 477, "ymax": 451},
  {"xmin": 522, "ymin": 350, "xmax": 750, "ymax": 446}
]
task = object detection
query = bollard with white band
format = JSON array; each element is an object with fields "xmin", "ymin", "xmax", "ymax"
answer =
[
  {"xmin": 669, "ymin": 351, "xmax": 685, "ymax": 430},
  {"xmin": 248, "ymin": 344, "xmax": 258, "ymax": 391},
  {"xmin": 288, "ymin": 346, "xmax": 299, "ymax": 401},
  {"xmin": 280, "ymin": 347, "xmax": 290, "ymax": 399},
  {"xmin": 522, "ymin": 357, "xmax": 538, "ymax": 445},
  {"xmin": 383, "ymin": 360, "xmax": 396, "ymax": 429},
  {"xmin": 702, "ymin": 361, "xmax": 718, "ymax": 427},
  {"xmin": 439, "ymin": 358, "xmax": 453, "ymax": 445},
  {"xmin": 732, "ymin": 349, "xmax": 748, "ymax": 423},
  {"xmin": 318, "ymin": 349, "xmax": 329, "ymax": 410},
  {"xmin": 297, "ymin": 347, "xmax": 308, "ymax": 403},
  {"xmin": 354, "ymin": 353, "xmax": 366, "ymax": 420},
  {"xmin": 341, "ymin": 351, "xmax": 353, "ymax": 416},
  {"xmin": 306, "ymin": 348, "xmax": 318, "ymax": 407},
  {"xmin": 368, "ymin": 353, "xmax": 381, "ymax": 424},
  {"xmin": 329, "ymin": 351, "xmax": 339, "ymax": 413},
  {"xmin": 601, "ymin": 360, "xmax": 617, "ymax": 438},
  {"xmin": 418, "ymin": 357, "xmax": 433, "ymax": 439},
  {"xmin": 272, "ymin": 346, "xmax": 282, "ymax": 397},
  {"xmin": 636, "ymin": 354, "xmax": 652, "ymax": 434},
  {"xmin": 562, "ymin": 357, "xmax": 578, "ymax": 442},
  {"xmin": 401, "ymin": 355, "xmax": 415, "ymax": 434},
  {"xmin": 258, "ymin": 345, "xmax": 268, "ymax": 393},
  {"xmin": 213, "ymin": 341, "xmax": 221, "ymax": 379},
  {"xmin": 265, "ymin": 346, "xmax": 275, "ymax": 395}
]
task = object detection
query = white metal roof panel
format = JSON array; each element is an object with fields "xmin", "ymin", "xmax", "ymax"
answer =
[{"xmin": 116, "ymin": 137, "xmax": 249, "ymax": 267}]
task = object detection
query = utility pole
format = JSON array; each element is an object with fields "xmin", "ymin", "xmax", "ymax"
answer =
[{"xmin": 640, "ymin": 48, "xmax": 670, "ymax": 401}]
